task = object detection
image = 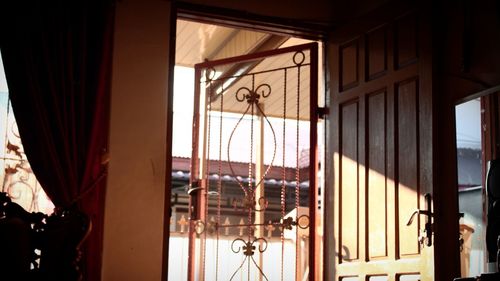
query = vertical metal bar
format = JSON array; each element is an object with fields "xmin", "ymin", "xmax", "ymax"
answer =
[
  {"xmin": 280, "ymin": 67, "xmax": 288, "ymax": 281},
  {"xmin": 188, "ymin": 66, "xmax": 202, "ymax": 281},
  {"xmin": 198, "ymin": 75, "xmax": 210, "ymax": 281},
  {"xmin": 215, "ymin": 83, "xmax": 224, "ymax": 281},
  {"xmin": 309, "ymin": 42, "xmax": 319, "ymax": 281},
  {"xmin": 255, "ymin": 103, "xmax": 265, "ymax": 281}
]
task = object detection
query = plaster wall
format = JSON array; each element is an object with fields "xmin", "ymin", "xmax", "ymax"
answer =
[{"xmin": 102, "ymin": 1, "xmax": 171, "ymax": 280}]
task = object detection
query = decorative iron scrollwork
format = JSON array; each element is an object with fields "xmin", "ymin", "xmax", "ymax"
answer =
[
  {"xmin": 293, "ymin": 51, "xmax": 305, "ymax": 66},
  {"xmin": 235, "ymin": 84, "xmax": 271, "ymax": 104},
  {"xmin": 193, "ymin": 220, "xmax": 205, "ymax": 235},
  {"xmin": 2, "ymin": 118, "xmax": 53, "ymax": 214},
  {"xmin": 227, "ymin": 82, "xmax": 277, "ymax": 197},
  {"xmin": 230, "ymin": 237, "xmax": 269, "ymax": 281},
  {"xmin": 205, "ymin": 67, "xmax": 216, "ymax": 82},
  {"xmin": 281, "ymin": 215, "xmax": 310, "ymax": 230},
  {"xmin": 297, "ymin": 214, "xmax": 310, "ymax": 229},
  {"xmin": 231, "ymin": 237, "xmax": 268, "ymax": 256},
  {"xmin": 281, "ymin": 217, "xmax": 294, "ymax": 230},
  {"xmin": 232, "ymin": 194, "xmax": 269, "ymax": 212}
]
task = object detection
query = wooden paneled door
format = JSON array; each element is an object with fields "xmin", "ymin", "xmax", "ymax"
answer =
[{"xmin": 326, "ymin": 10, "xmax": 434, "ymax": 281}]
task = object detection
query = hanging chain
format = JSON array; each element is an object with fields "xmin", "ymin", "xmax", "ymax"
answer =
[
  {"xmin": 248, "ymin": 74, "xmax": 256, "ymax": 242},
  {"xmin": 280, "ymin": 68, "xmax": 287, "ymax": 281},
  {"xmin": 227, "ymin": 106, "xmax": 251, "ymax": 196},
  {"xmin": 215, "ymin": 82, "xmax": 224, "ymax": 281}
]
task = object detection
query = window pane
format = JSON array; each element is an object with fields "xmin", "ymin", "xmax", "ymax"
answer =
[{"xmin": 0, "ymin": 51, "xmax": 54, "ymax": 214}]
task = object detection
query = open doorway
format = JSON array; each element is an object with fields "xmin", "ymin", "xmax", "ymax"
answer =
[
  {"xmin": 455, "ymin": 87, "xmax": 500, "ymax": 278},
  {"xmin": 167, "ymin": 17, "xmax": 325, "ymax": 281},
  {"xmin": 455, "ymin": 98, "xmax": 485, "ymax": 277}
]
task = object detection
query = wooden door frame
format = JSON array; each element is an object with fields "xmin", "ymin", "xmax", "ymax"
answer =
[
  {"xmin": 435, "ymin": 84, "xmax": 500, "ymax": 280},
  {"xmin": 162, "ymin": 4, "xmax": 328, "ymax": 281},
  {"xmin": 457, "ymin": 85, "xmax": 500, "ymax": 275}
]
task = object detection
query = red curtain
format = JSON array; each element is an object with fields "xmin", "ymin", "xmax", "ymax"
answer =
[{"xmin": 0, "ymin": 1, "xmax": 114, "ymax": 280}]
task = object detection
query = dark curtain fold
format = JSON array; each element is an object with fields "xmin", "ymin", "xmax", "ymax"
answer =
[{"xmin": 0, "ymin": 1, "xmax": 115, "ymax": 280}]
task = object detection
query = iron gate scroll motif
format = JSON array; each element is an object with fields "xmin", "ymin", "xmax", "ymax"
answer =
[{"xmin": 188, "ymin": 43, "xmax": 318, "ymax": 281}]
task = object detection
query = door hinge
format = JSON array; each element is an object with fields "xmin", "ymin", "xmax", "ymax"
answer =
[{"xmin": 317, "ymin": 107, "xmax": 329, "ymax": 119}]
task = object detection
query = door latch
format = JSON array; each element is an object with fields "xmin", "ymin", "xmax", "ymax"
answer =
[
  {"xmin": 406, "ymin": 193, "xmax": 433, "ymax": 247},
  {"xmin": 187, "ymin": 179, "xmax": 204, "ymax": 220}
]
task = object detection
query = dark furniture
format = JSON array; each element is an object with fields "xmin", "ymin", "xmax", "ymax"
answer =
[{"xmin": 0, "ymin": 192, "xmax": 90, "ymax": 281}]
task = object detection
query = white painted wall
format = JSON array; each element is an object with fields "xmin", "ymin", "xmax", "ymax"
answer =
[{"xmin": 102, "ymin": 1, "xmax": 171, "ymax": 280}]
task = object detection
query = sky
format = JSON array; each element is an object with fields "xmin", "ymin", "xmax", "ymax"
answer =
[
  {"xmin": 0, "ymin": 53, "xmax": 7, "ymax": 92},
  {"xmin": 171, "ymin": 65, "xmax": 311, "ymax": 167},
  {"xmin": 455, "ymin": 98, "xmax": 481, "ymax": 149}
]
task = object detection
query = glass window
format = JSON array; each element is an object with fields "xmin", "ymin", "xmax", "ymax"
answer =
[{"xmin": 0, "ymin": 52, "xmax": 54, "ymax": 214}]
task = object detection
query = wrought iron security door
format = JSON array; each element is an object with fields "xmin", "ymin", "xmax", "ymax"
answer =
[{"xmin": 187, "ymin": 43, "xmax": 318, "ymax": 281}]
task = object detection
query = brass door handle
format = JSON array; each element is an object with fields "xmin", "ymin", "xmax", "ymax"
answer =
[
  {"xmin": 406, "ymin": 193, "xmax": 433, "ymax": 247},
  {"xmin": 187, "ymin": 186, "xmax": 203, "ymax": 195},
  {"xmin": 187, "ymin": 180, "xmax": 203, "ymax": 220},
  {"xmin": 406, "ymin": 209, "xmax": 433, "ymax": 226}
]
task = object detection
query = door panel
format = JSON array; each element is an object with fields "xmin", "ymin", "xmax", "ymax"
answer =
[
  {"xmin": 367, "ymin": 89, "xmax": 388, "ymax": 260},
  {"xmin": 397, "ymin": 77, "xmax": 420, "ymax": 258},
  {"xmin": 340, "ymin": 100, "xmax": 360, "ymax": 263},
  {"xmin": 328, "ymin": 10, "xmax": 433, "ymax": 281}
]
